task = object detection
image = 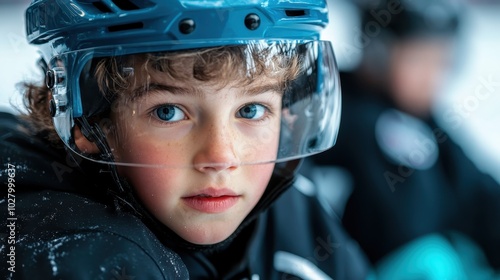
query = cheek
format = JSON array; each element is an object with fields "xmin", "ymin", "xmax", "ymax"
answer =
[
  {"xmin": 238, "ymin": 122, "xmax": 281, "ymax": 162},
  {"xmin": 111, "ymin": 134, "xmax": 190, "ymax": 212},
  {"xmin": 114, "ymin": 133, "xmax": 190, "ymax": 166},
  {"xmin": 121, "ymin": 165, "xmax": 185, "ymax": 213},
  {"xmin": 246, "ymin": 163, "xmax": 276, "ymax": 202}
]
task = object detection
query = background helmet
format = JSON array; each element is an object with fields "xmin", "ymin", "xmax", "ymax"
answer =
[
  {"xmin": 357, "ymin": 0, "xmax": 461, "ymax": 40},
  {"xmin": 351, "ymin": 0, "xmax": 462, "ymax": 90}
]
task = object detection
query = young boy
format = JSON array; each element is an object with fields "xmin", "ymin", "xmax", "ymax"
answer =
[{"xmin": 1, "ymin": 0, "xmax": 370, "ymax": 279}]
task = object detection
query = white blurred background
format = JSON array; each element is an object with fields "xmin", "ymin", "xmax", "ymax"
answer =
[
  {"xmin": 0, "ymin": 0, "xmax": 499, "ymax": 182},
  {"xmin": 0, "ymin": 0, "xmax": 40, "ymax": 114}
]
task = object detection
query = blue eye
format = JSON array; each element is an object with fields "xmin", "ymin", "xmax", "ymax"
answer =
[
  {"xmin": 154, "ymin": 105, "xmax": 185, "ymax": 122},
  {"xmin": 237, "ymin": 104, "xmax": 266, "ymax": 120}
]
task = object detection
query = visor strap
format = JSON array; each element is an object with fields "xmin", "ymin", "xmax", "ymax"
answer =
[{"xmin": 76, "ymin": 117, "xmax": 114, "ymax": 163}]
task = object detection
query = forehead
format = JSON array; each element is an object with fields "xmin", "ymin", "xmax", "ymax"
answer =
[
  {"xmin": 92, "ymin": 44, "xmax": 301, "ymax": 107},
  {"xmin": 123, "ymin": 51, "xmax": 288, "ymax": 99},
  {"xmin": 131, "ymin": 71, "xmax": 284, "ymax": 101}
]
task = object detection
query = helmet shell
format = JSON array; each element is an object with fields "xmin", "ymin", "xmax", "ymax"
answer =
[{"xmin": 26, "ymin": 0, "xmax": 329, "ymax": 61}]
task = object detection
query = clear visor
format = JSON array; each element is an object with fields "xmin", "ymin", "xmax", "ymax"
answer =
[{"xmin": 51, "ymin": 40, "xmax": 341, "ymax": 168}]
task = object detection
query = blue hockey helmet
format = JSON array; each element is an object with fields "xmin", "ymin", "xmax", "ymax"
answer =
[{"xmin": 26, "ymin": 0, "xmax": 342, "ymax": 168}]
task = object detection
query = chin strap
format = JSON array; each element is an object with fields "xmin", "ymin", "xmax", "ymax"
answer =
[
  {"xmin": 76, "ymin": 117, "xmax": 114, "ymax": 166},
  {"xmin": 74, "ymin": 117, "xmax": 140, "ymax": 213}
]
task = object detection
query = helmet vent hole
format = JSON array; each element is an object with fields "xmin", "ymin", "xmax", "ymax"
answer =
[
  {"xmin": 244, "ymin": 13, "xmax": 260, "ymax": 30},
  {"xmin": 92, "ymin": 1, "xmax": 113, "ymax": 13},
  {"xmin": 179, "ymin": 19, "xmax": 196, "ymax": 34},
  {"xmin": 285, "ymin": 10, "xmax": 306, "ymax": 17},
  {"xmin": 108, "ymin": 22, "xmax": 144, "ymax": 32}
]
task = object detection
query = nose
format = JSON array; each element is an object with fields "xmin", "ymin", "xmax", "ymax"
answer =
[{"xmin": 192, "ymin": 123, "xmax": 239, "ymax": 173}]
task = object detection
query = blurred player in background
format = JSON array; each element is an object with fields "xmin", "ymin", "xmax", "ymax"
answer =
[{"xmin": 306, "ymin": 0, "xmax": 500, "ymax": 279}]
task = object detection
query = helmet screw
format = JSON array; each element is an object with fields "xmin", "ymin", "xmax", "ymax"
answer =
[
  {"xmin": 49, "ymin": 99, "xmax": 56, "ymax": 117},
  {"xmin": 245, "ymin": 13, "xmax": 260, "ymax": 30},
  {"xmin": 46, "ymin": 70, "xmax": 55, "ymax": 89},
  {"xmin": 179, "ymin": 18, "xmax": 195, "ymax": 34}
]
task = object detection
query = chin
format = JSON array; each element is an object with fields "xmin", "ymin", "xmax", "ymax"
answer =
[
  {"xmin": 184, "ymin": 230, "xmax": 234, "ymax": 246},
  {"xmin": 177, "ymin": 222, "xmax": 239, "ymax": 246}
]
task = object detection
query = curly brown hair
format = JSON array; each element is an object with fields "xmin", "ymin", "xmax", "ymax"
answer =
[
  {"xmin": 23, "ymin": 44, "xmax": 301, "ymax": 148},
  {"xmin": 21, "ymin": 79, "xmax": 61, "ymax": 146}
]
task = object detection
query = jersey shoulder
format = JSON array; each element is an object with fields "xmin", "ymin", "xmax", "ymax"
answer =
[{"xmin": 1, "ymin": 190, "xmax": 188, "ymax": 279}]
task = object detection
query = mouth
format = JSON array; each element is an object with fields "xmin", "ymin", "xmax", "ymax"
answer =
[{"xmin": 182, "ymin": 188, "xmax": 240, "ymax": 214}]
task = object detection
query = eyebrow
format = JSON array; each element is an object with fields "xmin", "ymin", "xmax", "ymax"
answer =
[
  {"xmin": 131, "ymin": 83, "xmax": 198, "ymax": 100},
  {"xmin": 245, "ymin": 83, "xmax": 283, "ymax": 96},
  {"xmin": 131, "ymin": 81, "xmax": 282, "ymax": 100}
]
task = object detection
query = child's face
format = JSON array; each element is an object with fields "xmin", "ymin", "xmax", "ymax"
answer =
[{"xmin": 108, "ymin": 66, "xmax": 282, "ymax": 245}]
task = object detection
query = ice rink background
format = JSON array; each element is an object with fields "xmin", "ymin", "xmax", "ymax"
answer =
[{"xmin": 1, "ymin": 0, "xmax": 499, "ymax": 182}]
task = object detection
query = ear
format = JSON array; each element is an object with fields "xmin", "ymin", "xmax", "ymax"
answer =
[{"xmin": 74, "ymin": 126, "xmax": 100, "ymax": 154}]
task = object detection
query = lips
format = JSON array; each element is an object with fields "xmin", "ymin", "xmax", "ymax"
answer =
[{"xmin": 182, "ymin": 188, "xmax": 240, "ymax": 213}]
